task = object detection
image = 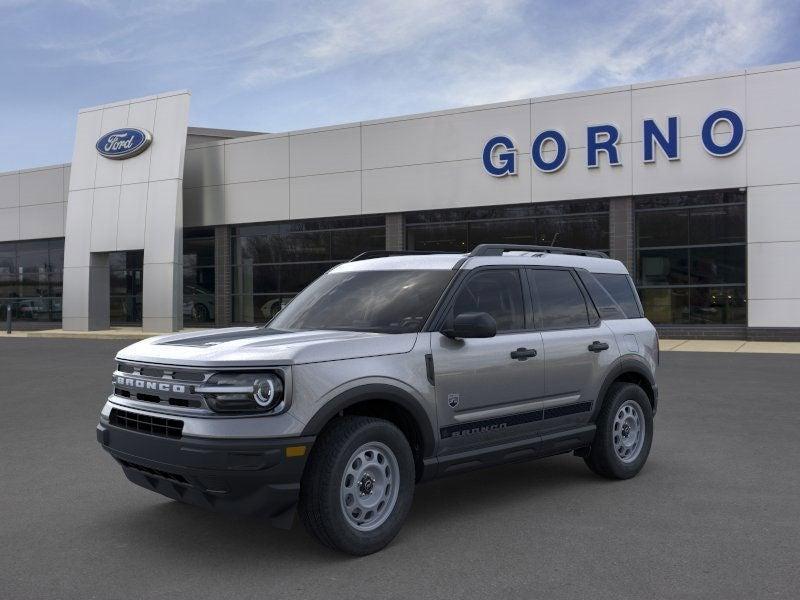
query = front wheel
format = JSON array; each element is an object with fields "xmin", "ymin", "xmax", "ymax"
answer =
[
  {"xmin": 584, "ymin": 382, "xmax": 653, "ymax": 479},
  {"xmin": 298, "ymin": 416, "xmax": 415, "ymax": 555}
]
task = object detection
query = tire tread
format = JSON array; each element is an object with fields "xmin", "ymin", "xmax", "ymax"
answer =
[
  {"xmin": 298, "ymin": 415, "xmax": 413, "ymax": 555},
  {"xmin": 584, "ymin": 382, "xmax": 653, "ymax": 480}
]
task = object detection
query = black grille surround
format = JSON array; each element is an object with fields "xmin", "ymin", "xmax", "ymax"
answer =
[
  {"xmin": 109, "ymin": 408, "xmax": 184, "ymax": 439},
  {"xmin": 113, "ymin": 362, "xmax": 212, "ymax": 412}
]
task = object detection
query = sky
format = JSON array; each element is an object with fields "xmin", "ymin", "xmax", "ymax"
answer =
[{"xmin": 0, "ymin": 0, "xmax": 798, "ymax": 171}]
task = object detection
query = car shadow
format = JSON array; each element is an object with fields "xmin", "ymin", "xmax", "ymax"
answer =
[
  {"xmin": 408, "ymin": 453, "xmax": 601, "ymax": 522},
  {"xmin": 91, "ymin": 453, "xmax": 619, "ymax": 563}
]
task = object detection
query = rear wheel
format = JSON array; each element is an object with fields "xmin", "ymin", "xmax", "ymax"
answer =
[
  {"xmin": 584, "ymin": 382, "xmax": 653, "ymax": 479},
  {"xmin": 299, "ymin": 416, "xmax": 414, "ymax": 555}
]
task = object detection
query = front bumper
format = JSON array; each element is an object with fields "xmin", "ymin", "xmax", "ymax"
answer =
[{"xmin": 97, "ymin": 422, "xmax": 314, "ymax": 528}]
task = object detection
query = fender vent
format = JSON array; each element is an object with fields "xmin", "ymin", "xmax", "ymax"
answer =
[{"xmin": 109, "ymin": 408, "xmax": 183, "ymax": 439}]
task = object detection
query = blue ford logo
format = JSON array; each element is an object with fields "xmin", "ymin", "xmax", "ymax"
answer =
[{"xmin": 96, "ymin": 128, "xmax": 152, "ymax": 160}]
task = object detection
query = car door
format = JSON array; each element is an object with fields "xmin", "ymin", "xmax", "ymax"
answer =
[
  {"xmin": 526, "ymin": 268, "xmax": 620, "ymax": 433},
  {"xmin": 431, "ymin": 267, "xmax": 545, "ymax": 453}
]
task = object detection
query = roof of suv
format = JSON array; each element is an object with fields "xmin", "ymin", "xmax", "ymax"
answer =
[{"xmin": 334, "ymin": 247, "xmax": 630, "ymax": 275}]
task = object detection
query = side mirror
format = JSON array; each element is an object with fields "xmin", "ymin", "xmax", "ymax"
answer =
[{"xmin": 441, "ymin": 312, "xmax": 497, "ymax": 339}]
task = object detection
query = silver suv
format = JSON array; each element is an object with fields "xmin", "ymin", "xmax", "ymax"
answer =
[{"xmin": 97, "ymin": 244, "xmax": 658, "ymax": 555}]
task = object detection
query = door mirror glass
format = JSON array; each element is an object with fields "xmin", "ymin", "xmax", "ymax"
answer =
[{"xmin": 442, "ymin": 311, "xmax": 497, "ymax": 339}]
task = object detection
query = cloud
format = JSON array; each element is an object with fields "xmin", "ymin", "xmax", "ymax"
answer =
[
  {"xmin": 15, "ymin": 0, "xmax": 787, "ymax": 100},
  {"xmin": 236, "ymin": 0, "xmax": 522, "ymax": 88},
  {"xmin": 217, "ymin": 0, "xmax": 787, "ymax": 112},
  {"xmin": 418, "ymin": 0, "xmax": 784, "ymax": 106},
  {"xmin": 65, "ymin": 0, "xmax": 220, "ymax": 16},
  {"xmin": 0, "ymin": 0, "xmax": 795, "ymax": 170}
]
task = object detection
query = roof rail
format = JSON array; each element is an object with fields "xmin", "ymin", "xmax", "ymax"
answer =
[
  {"xmin": 469, "ymin": 244, "xmax": 609, "ymax": 259},
  {"xmin": 349, "ymin": 250, "xmax": 460, "ymax": 262}
]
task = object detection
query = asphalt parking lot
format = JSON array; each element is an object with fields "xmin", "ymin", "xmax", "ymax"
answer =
[{"xmin": 1, "ymin": 338, "xmax": 798, "ymax": 600}]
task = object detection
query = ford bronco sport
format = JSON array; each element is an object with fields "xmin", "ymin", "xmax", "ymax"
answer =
[{"xmin": 97, "ymin": 244, "xmax": 658, "ymax": 555}]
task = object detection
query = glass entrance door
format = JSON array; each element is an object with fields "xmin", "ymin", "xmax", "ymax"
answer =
[{"xmin": 109, "ymin": 251, "xmax": 143, "ymax": 325}]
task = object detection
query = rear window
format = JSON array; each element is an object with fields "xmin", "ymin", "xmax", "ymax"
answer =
[{"xmin": 593, "ymin": 273, "xmax": 643, "ymax": 319}]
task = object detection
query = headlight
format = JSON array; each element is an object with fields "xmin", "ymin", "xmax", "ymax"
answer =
[
  {"xmin": 254, "ymin": 377, "xmax": 279, "ymax": 407},
  {"xmin": 198, "ymin": 372, "xmax": 285, "ymax": 414}
]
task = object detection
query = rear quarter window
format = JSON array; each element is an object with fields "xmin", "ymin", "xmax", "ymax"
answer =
[
  {"xmin": 593, "ymin": 273, "xmax": 643, "ymax": 319},
  {"xmin": 577, "ymin": 272, "xmax": 626, "ymax": 320}
]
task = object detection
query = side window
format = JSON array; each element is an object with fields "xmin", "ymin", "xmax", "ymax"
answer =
[
  {"xmin": 594, "ymin": 273, "xmax": 643, "ymax": 318},
  {"xmin": 530, "ymin": 269, "xmax": 590, "ymax": 329},
  {"xmin": 449, "ymin": 269, "xmax": 525, "ymax": 332},
  {"xmin": 577, "ymin": 271, "xmax": 626, "ymax": 320}
]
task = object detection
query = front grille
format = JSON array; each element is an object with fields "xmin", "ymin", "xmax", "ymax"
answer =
[
  {"xmin": 113, "ymin": 362, "xmax": 210, "ymax": 411},
  {"xmin": 109, "ymin": 408, "xmax": 183, "ymax": 439},
  {"xmin": 136, "ymin": 393, "xmax": 161, "ymax": 403},
  {"xmin": 118, "ymin": 459, "xmax": 189, "ymax": 484}
]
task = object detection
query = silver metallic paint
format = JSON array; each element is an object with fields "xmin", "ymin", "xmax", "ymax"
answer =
[{"xmin": 105, "ymin": 253, "xmax": 657, "ymax": 452}]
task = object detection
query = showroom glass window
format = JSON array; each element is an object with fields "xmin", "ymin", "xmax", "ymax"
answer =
[
  {"xmin": 405, "ymin": 200, "xmax": 610, "ymax": 254},
  {"xmin": 231, "ymin": 216, "xmax": 386, "ymax": 323},
  {"xmin": 635, "ymin": 189, "xmax": 746, "ymax": 325},
  {"xmin": 109, "ymin": 251, "xmax": 143, "ymax": 325},
  {"xmin": 184, "ymin": 228, "xmax": 215, "ymax": 324},
  {"xmin": 0, "ymin": 238, "xmax": 64, "ymax": 323}
]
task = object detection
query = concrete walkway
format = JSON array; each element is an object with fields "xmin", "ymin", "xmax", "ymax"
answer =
[
  {"xmin": 660, "ymin": 338, "xmax": 800, "ymax": 354},
  {"xmin": 1, "ymin": 328, "xmax": 799, "ymax": 353},
  {"xmin": 0, "ymin": 327, "xmax": 208, "ymax": 340}
]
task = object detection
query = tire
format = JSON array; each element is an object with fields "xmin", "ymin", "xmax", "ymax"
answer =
[
  {"xmin": 298, "ymin": 415, "xmax": 415, "ymax": 555},
  {"xmin": 584, "ymin": 382, "xmax": 653, "ymax": 479},
  {"xmin": 192, "ymin": 303, "xmax": 210, "ymax": 322}
]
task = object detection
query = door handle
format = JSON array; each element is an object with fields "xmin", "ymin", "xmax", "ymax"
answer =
[
  {"xmin": 510, "ymin": 347, "xmax": 538, "ymax": 361},
  {"xmin": 588, "ymin": 341, "xmax": 610, "ymax": 353}
]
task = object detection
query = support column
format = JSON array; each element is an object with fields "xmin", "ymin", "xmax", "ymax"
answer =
[
  {"xmin": 609, "ymin": 197, "xmax": 634, "ymax": 274},
  {"xmin": 63, "ymin": 252, "xmax": 110, "ymax": 331},
  {"xmin": 385, "ymin": 213, "xmax": 405, "ymax": 251},
  {"xmin": 214, "ymin": 225, "xmax": 232, "ymax": 327},
  {"xmin": 142, "ymin": 179, "xmax": 184, "ymax": 333},
  {"xmin": 62, "ymin": 90, "xmax": 190, "ymax": 332}
]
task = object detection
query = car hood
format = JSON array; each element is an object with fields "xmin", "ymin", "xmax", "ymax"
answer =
[{"xmin": 115, "ymin": 327, "xmax": 418, "ymax": 367}]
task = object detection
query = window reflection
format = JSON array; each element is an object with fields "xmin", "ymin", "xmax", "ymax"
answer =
[
  {"xmin": 635, "ymin": 189, "xmax": 746, "ymax": 325},
  {"xmin": 405, "ymin": 201, "xmax": 610, "ymax": 253},
  {"xmin": 183, "ymin": 228, "xmax": 216, "ymax": 324},
  {"xmin": 231, "ymin": 216, "xmax": 386, "ymax": 324},
  {"xmin": 109, "ymin": 251, "xmax": 143, "ymax": 325},
  {"xmin": 0, "ymin": 238, "xmax": 64, "ymax": 323}
]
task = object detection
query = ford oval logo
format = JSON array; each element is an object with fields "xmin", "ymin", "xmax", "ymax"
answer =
[{"xmin": 95, "ymin": 128, "xmax": 152, "ymax": 160}]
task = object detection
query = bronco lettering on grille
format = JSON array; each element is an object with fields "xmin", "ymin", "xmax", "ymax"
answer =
[{"xmin": 115, "ymin": 376, "xmax": 186, "ymax": 394}]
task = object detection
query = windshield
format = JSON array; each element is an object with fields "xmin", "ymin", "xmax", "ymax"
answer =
[{"xmin": 269, "ymin": 269, "xmax": 454, "ymax": 334}]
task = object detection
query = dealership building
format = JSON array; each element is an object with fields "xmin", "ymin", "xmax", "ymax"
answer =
[{"xmin": 1, "ymin": 61, "xmax": 799, "ymax": 339}]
